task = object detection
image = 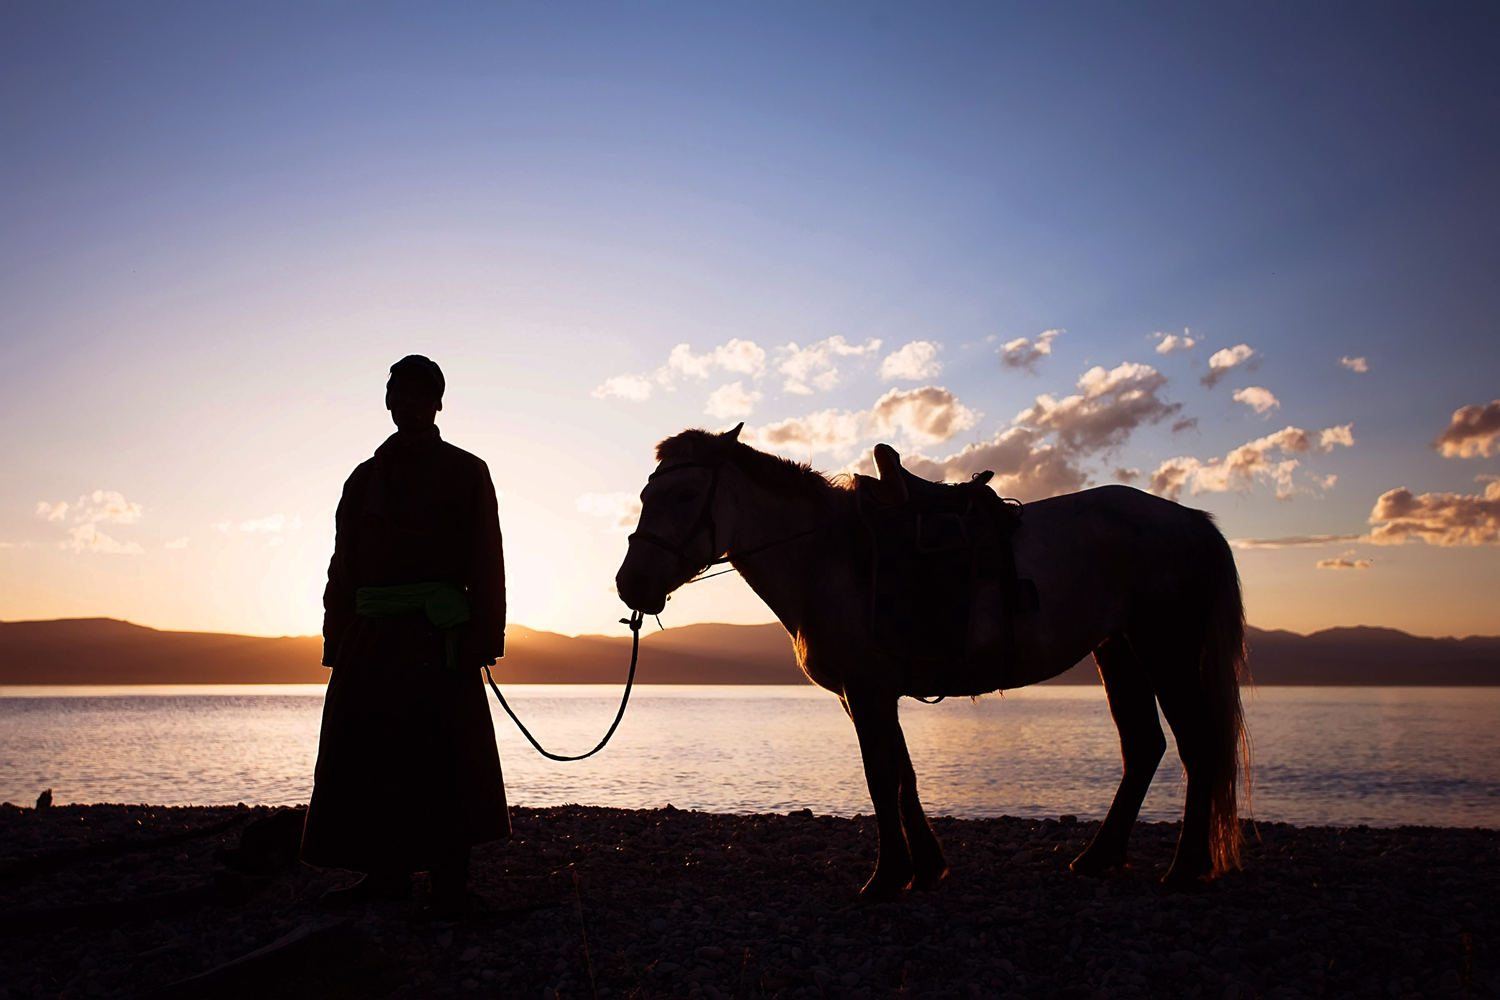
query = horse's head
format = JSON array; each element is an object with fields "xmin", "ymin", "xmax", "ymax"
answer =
[{"xmin": 615, "ymin": 423, "xmax": 745, "ymax": 615}]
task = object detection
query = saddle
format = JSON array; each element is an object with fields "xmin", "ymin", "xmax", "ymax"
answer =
[{"xmin": 855, "ymin": 444, "xmax": 1036, "ymax": 681}]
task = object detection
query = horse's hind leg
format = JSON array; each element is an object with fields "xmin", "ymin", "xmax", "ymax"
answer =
[
  {"xmin": 1072, "ymin": 634, "xmax": 1165, "ymax": 876},
  {"xmin": 1152, "ymin": 673, "xmax": 1220, "ymax": 888},
  {"xmin": 1127, "ymin": 629, "xmax": 1223, "ymax": 889},
  {"xmin": 844, "ymin": 687, "xmax": 919, "ymax": 900},
  {"xmin": 898, "ymin": 744, "xmax": 948, "ymax": 889}
]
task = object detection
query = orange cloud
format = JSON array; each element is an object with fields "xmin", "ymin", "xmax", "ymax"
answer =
[
  {"xmin": 1433, "ymin": 400, "xmax": 1500, "ymax": 458},
  {"xmin": 1316, "ymin": 557, "xmax": 1372, "ymax": 570},
  {"xmin": 749, "ymin": 385, "xmax": 979, "ymax": 455},
  {"xmin": 1232, "ymin": 386, "xmax": 1280, "ymax": 415},
  {"xmin": 1150, "ymin": 424, "xmax": 1354, "ymax": 501},
  {"xmin": 1367, "ymin": 476, "xmax": 1500, "ymax": 546},
  {"xmin": 1153, "ymin": 329, "xmax": 1196, "ymax": 354}
]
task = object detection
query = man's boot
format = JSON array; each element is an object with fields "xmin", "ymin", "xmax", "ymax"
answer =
[
  {"xmin": 320, "ymin": 870, "xmax": 412, "ymax": 907},
  {"xmin": 429, "ymin": 847, "xmax": 472, "ymax": 917}
]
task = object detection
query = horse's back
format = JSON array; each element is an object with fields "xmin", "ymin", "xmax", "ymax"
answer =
[
  {"xmin": 1005, "ymin": 485, "xmax": 1232, "ymax": 684},
  {"xmin": 1020, "ymin": 485, "xmax": 1224, "ymax": 572}
]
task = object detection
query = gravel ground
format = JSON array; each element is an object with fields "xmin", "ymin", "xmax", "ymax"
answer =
[{"xmin": 1, "ymin": 801, "xmax": 1497, "ymax": 999}]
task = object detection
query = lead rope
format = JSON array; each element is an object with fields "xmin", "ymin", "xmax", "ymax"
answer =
[
  {"xmin": 483, "ymin": 610, "xmax": 644, "ymax": 762},
  {"xmin": 488, "ymin": 507, "xmax": 822, "ymax": 760}
]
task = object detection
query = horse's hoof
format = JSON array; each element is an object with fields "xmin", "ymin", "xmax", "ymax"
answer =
[
  {"xmin": 1070, "ymin": 850, "xmax": 1125, "ymax": 876},
  {"xmin": 1159, "ymin": 870, "xmax": 1211, "ymax": 894},
  {"xmin": 909, "ymin": 861, "xmax": 948, "ymax": 891},
  {"xmin": 859, "ymin": 875, "xmax": 909, "ymax": 903},
  {"xmin": 910, "ymin": 869, "xmax": 948, "ymax": 892}
]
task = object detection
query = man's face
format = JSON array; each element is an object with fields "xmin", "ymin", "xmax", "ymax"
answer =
[{"xmin": 385, "ymin": 376, "xmax": 442, "ymax": 430}]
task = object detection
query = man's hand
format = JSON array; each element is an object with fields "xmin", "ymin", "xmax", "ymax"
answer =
[{"xmin": 457, "ymin": 626, "xmax": 501, "ymax": 670}]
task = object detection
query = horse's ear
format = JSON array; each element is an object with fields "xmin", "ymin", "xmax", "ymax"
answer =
[{"xmin": 722, "ymin": 422, "xmax": 744, "ymax": 442}]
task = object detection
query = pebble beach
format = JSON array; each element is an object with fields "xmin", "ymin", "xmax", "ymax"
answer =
[{"xmin": 1, "ymin": 802, "xmax": 1496, "ymax": 1000}]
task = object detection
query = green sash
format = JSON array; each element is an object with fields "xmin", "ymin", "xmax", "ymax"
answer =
[{"xmin": 354, "ymin": 582, "xmax": 471, "ymax": 669}]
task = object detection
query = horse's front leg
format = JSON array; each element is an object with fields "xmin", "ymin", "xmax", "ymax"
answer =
[
  {"xmin": 843, "ymin": 686, "xmax": 914, "ymax": 901},
  {"xmin": 898, "ymin": 751, "xmax": 948, "ymax": 890}
]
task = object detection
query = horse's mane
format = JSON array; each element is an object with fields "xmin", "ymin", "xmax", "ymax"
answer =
[{"xmin": 655, "ymin": 429, "xmax": 851, "ymax": 499}]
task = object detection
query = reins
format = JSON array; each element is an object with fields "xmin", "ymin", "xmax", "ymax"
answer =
[
  {"xmin": 484, "ymin": 454, "xmax": 822, "ymax": 762},
  {"xmin": 483, "ymin": 611, "xmax": 644, "ymax": 762}
]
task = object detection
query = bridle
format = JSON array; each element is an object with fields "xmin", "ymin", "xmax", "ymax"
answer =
[
  {"xmin": 627, "ymin": 460, "xmax": 727, "ymax": 572},
  {"xmin": 627, "ymin": 458, "xmax": 823, "ymax": 581},
  {"xmin": 489, "ymin": 453, "xmax": 830, "ymax": 762},
  {"xmin": 488, "ymin": 457, "xmax": 817, "ymax": 762}
]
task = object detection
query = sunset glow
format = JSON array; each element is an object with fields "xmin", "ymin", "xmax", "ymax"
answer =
[{"xmin": 2, "ymin": 5, "xmax": 1496, "ymax": 639}]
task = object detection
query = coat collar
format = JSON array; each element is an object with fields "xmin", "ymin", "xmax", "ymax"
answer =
[{"xmin": 374, "ymin": 425, "xmax": 442, "ymax": 464}]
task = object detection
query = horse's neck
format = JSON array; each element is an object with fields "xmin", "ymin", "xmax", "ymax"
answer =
[{"xmin": 726, "ymin": 480, "xmax": 843, "ymax": 637}]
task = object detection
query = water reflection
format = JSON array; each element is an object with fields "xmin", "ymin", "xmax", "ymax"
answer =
[{"xmin": 2, "ymin": 685, "xmax": 1496, "ymax": 828}]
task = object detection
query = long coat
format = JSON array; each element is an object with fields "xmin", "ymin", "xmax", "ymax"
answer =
[{"xmin": 300, "ymin": 426, "xmax": 511, "ymax": 873}]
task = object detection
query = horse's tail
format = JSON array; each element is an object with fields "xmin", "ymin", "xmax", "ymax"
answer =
[{"xmin": 1198, "ymin": 514, "xmax": 1250, "ymax": 875}]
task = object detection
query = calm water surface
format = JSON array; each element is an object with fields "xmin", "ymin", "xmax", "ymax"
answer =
[{"xmin": 2, "ymin": 685, "xmax": 1497, "ymax": 828}]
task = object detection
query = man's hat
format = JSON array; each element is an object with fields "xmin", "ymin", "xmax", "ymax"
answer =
[{"xmin": 388, "ymin": 355, "xmax": 445, "ymax": 398}]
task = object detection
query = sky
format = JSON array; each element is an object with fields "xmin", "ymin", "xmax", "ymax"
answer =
[{"xmin": 1, "ymin": 3, "xmax": 1497, "ymax": 640}]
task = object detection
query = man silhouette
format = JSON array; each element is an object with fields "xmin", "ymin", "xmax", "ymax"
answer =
[{"xmin": 301, "ymin": 355, "xmax": 510, "ymax": 913}]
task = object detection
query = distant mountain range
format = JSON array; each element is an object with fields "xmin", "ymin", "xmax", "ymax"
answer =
[{"xmin": 2, "ymin": 617, "xmax": 1499, "ymax": 686}]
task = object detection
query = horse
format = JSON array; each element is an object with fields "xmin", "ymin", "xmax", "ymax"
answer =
[{"xmin": 614, "ymin": 423, "xmax": 1249, "ymax": 900}]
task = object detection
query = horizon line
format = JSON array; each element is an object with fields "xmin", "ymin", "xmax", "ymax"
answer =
[{"xmin": 3, "ymin": 615, "xmax": 1498, "ymax": 644}]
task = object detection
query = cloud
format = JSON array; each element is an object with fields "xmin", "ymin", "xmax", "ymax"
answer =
[
  {"xmin": 1229, "ymin": 534, "xmax": 1365, "ymax": 549},
  {"xmin": 73, "ymin": 490, "xmax": 143, "ymax": 524},
  {"xmin": 704, "ymin": 381, "xmax": 763, "ymax": 419},
  {"xmin": 216, "ymin": 514, "xmax": 300, "ymax": 534},
  {"xmin": 777, "ymin": 336, "xmax": 882, "ymax": 394},
  {"xmin": 866, "ymin": 386, "xmax": 979, "ymax": 444},
  {"xmin": 35, "ymin": 501, "xmax": 68, "ymax": 522},
  {"xmin": 1153, "ymin": 329, "xmax": 1197, "ymax": 354},
  {"xmin": 1171, "ymin": 417, "xmax": 1199, "ymax": 434},
  {"xmin": 1319, "ymin": 425, "xmax": 1355, "ymax": 450},
  {"xmin": 63, "ymin": 524, "xmax": 144, "ymax": 555},
  {"xmin": 1201, "ymin": 344, "xmax": 1255, "ymax": 389},
  {"xmin": 1367, "ymin": 476, "xmax": 1500, "ymax": 547},
  {"xmin": 238, "ymin": 514, "xmax": 298, "ymax": 533},
  {"xmin": 833, "ymin": 361, "xmax": 1181, "ymax": 503},
  {"xmin": 1113, "ymin": 467, "xmax": 1140, "ymax": 484},
  {"xmin": 1316, "ymin": 557, "xmax": 1372, "ymax": 570},
  {"xmin": 1149, "ymin": 423, "xmax": 1355, "ymax": 501},
  {"xmin": 1340, "ymin": 356, "xmax": 1369, "ymax": 373},
  {"xmin": 38, "ymin": 491, "xmax": 144, "ymax": 525},
  {"xmin": 669, "ymin": 339, "xmax": 767, "ymax": 380},
  {"xmin": 999, "ymin": 329, "xmax": 1063, "ymax": 373},
  {"xmin": 164, "ymin": 536, "xmax": 190, "ymax": 549},
  {"xmin": 594, "ymin": 338, "xmax": 770, "ymax": 401},
  {"xmin": 749, "ymin": 385, "xmax": 980, "ymax": 456},
  {"xmin": 34, "ymin": 491, "xmax": 147, "ymax": 552},
  {"xmin": 754, "ymin": 408, "xmax": 869, "ymax": 454},
  {"xmin": 1433, "ymin": 400, "xmax": 1500, "ymax": 458},
  {"xmin": 591, "ymin": 373, "xmax": 655, "ymax": 402},
  {"xmin": 846, "ymin": 426, "xmax": 1087, "ymax": 503},
  {"xmin": 878, "ymin": 341, "xmax": 943, "ymax": 382},
  {"xmin": 1232, "ymin": 386, "xmax": 1281, "ymax": 415},
  {"xmin": 1015, "ymin": 362, "xmax": 1181, "ymax": 455},
  {"xmin": 576, "ymin": 492, "xmax": 642, "ymax": 532}
]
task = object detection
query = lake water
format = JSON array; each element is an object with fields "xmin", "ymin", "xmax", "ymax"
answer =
[{"xmin": 2, "ymin": 685, "xmax": 1497, "ymax": 829}]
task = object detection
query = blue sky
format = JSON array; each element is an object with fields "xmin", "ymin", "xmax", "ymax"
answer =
[{"xmin": 2, "ymin": 3, "xmax": 1497, "ymax": 638}]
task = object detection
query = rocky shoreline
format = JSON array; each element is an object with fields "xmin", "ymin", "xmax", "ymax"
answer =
[{"xmin": 1, "ymin": 802, "xmax": 1496, "ymax": 999}]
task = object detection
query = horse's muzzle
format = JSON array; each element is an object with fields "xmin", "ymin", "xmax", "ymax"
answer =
[{"xmin": 614, "ymin": 567, "xmax": 667, "ymax": 616}]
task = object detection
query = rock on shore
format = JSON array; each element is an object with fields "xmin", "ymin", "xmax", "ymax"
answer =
[{"xmin": 0, "ymin": 802, "xmax": 1496, "ymax": 999}]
